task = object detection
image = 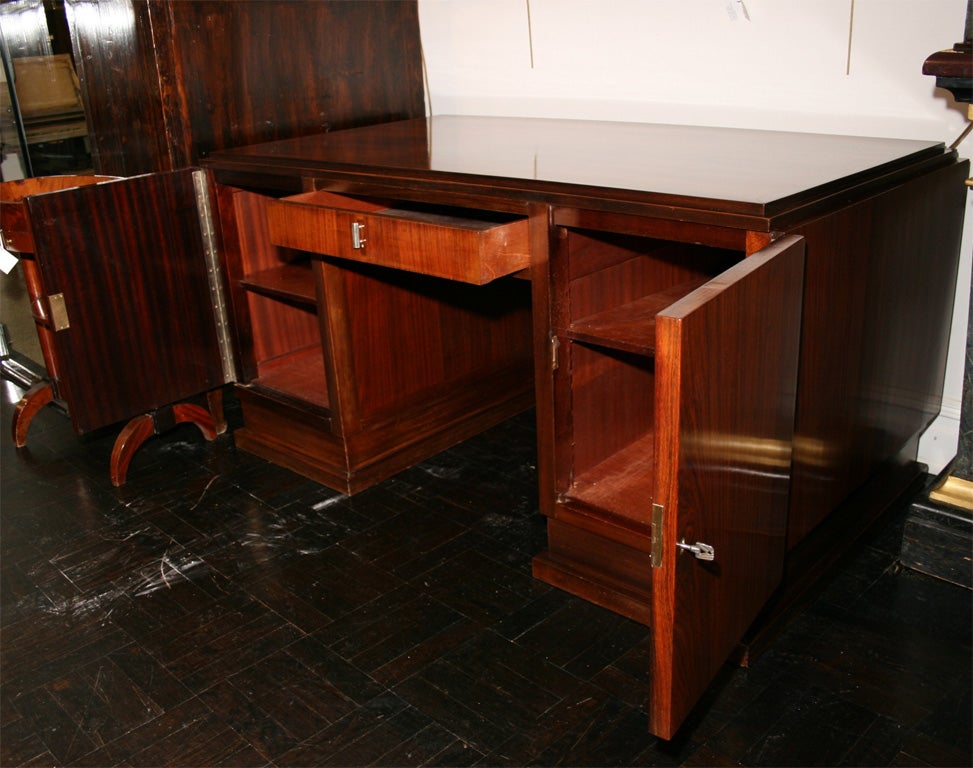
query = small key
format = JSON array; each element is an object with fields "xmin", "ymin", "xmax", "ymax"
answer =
[{"xmin": 676, "ymin": 541, "xmax": 715, "ymax": 561}]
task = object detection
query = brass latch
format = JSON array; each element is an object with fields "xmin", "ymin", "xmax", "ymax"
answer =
[{"xmin": 48, "ymin": 293, "xmax": 70, "ymax": 331}]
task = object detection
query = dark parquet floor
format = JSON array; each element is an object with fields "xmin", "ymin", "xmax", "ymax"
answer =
[{"xmin": 1, "ymin": 379, "xmax": 970, "ymax": 767}]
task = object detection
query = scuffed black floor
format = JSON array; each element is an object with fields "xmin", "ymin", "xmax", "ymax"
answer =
[{"xmin": 1, "ymin": 380, "xmax": 970, "ymax": 767}]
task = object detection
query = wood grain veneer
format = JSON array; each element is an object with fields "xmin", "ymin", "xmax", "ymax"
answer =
[
  {"xmin": 202, "ymin": 116, "xmax": 967, "ymax": 739},
  {"xmin": 66, "ymin": 0, "xmax": 424, "ymax": 175}
]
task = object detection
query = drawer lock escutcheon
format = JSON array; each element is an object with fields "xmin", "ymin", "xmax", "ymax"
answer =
[
  {"xmin": 351, "ymin": 221, "xmax": 366, "ymax": 249},
  {"xmin": 676, "ymin": 540, "xmax": 716, "ymax": 561}
]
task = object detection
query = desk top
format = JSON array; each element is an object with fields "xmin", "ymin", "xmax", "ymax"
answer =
[{"xmin": 205, "ymin": 115, "xmax": 948, "ymax": 217}]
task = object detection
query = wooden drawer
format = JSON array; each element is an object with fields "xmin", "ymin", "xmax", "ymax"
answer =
[{"xmin": 266, "ymin": 190, "xmax": 529, "ymax": 284}]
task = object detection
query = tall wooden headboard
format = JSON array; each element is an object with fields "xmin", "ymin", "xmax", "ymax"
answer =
[{"xmin": 65, "ymin": 0, "xmax": 425, "ymax": 176}]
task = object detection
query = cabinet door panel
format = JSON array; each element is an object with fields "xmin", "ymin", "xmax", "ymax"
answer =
[
  {"xmin": 26, "ymin": 169, "xmax": 226, "ymax": 433},
  {"xmin": 649, "ymin": 235, "xmax": 805, "ymax": 739}
]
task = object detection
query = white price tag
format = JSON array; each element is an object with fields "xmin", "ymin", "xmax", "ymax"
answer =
[{"xmin": 0, "ymin": 245, "xmax": 19, "ymax": 275}]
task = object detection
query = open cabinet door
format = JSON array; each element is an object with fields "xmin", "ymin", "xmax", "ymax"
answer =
[
  {"xmin": 25, "ymin": 169, "xmax": 231, "ymax": 434},
  {"xmin": 649, "ymin": 235, "xmax": 805, "ymax": 739}
]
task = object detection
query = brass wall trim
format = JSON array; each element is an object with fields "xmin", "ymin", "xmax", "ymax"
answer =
[{"xmin": 928, "ymin": 475, "xmax": 973, "ymax": 511}]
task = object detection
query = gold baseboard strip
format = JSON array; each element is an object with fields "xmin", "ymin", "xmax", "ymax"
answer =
[{"xmin": 928, "ymin": 475, "xmax": 973, "ymax": 512}]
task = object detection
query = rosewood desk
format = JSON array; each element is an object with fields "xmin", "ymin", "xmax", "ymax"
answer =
[
  {"xmin": 202, "ymin": 116, "xmax": 968, "ymax": 737},
  {"xmin": 3, "ymin": 116, "xmax": 966, "ymax": 738}
]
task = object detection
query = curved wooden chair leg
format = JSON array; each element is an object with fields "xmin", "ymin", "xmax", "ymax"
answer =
[
  {"xmin": 12, "ymin": 381, "xmax": 54, "ymax": 447},
  {"xmin": 172, "ymin": 403, "xmax": 219, "ymax": 441},
  {"xmin": 110, "ymin": 414, "xmax": 156, "ymax": 487}
]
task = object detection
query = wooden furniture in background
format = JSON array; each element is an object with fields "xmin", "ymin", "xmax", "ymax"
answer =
[
  {"xmin": 10, "ymin": 54, "xmax": 88, "ymax": 146},
  {"xmin": 1, "ymin": 0, "xmax": 425, "ymax": 482},
  {"xmin": 201, "ymin": 115, "xmax": 968, "ymax": 738},
  {"xmin": 0, "ymin": 173, "xmax": 228, "ymax": 485},
  {"xmin": 63, "ymin": 0, "xmax": 425, "ymax": 176}
]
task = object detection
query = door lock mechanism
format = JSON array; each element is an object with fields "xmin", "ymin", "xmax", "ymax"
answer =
[{"xmin": 676, "ymin": 540, "xmax": 715, "ymax": 561}]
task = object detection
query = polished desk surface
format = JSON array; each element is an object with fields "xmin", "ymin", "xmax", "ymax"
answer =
[{"xmin": 204, "ymin": 115, "xmax": 946, "ymax": 216}]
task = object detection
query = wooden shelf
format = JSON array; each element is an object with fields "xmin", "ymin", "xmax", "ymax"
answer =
[
  {"xmin": 253, "ymin": 344, "xmax": 329, "ymax": 409},
  {"xmin": 567, "ymin": 278, "xmax": 709, "ymax": 355},
  {"xmin": 565, "ymin": 433, "xmax": 656, "ymax": 525},
  {"xmin": 240, "ymin": 262, "xmax": 317, "ymax": 309}
]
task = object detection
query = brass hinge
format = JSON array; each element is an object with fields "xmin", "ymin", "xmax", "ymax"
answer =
[
  {"xmin": 550, "ymin": 334, "xmax": 559, "ymax": 371},
  {"xmin": 651, "ymin": 503, "xmax": 663, "ymax": 568}
]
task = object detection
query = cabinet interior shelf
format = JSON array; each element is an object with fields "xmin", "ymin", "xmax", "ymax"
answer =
[
  {"xmin": 240, "ymin": 262, "xmax": 317, "ymax": 309},
  {"xmin": 567, "ymin": 278, "xmax": 709, "ymax": 355},
  {"xmin": 252, "ymin": 344, "xmax": 329, "ymax": 410},
  {"xmin": 566, "ymin": 433, "xmax": 655, "ymax": 529}
]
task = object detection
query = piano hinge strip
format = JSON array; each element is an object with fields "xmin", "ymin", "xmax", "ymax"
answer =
[
  {"xmin": 651, "ymin": 503, "xmax": 663, "ymax": 568},
  {"xmin": 192, "ymin": 170, "xmax": 237, "ymax": 385}
]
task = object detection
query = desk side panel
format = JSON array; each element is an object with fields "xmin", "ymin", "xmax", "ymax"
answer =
[{"xmin": 787, "ymin": 159, "xmax": 969, "ymax": 547}]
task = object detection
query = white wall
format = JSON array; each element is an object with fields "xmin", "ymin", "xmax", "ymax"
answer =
[{"xmin": 418, "ymin": 0, "xmax": 973, "ymax": 474}]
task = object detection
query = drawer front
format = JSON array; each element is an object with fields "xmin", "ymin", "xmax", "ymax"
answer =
[{"xmin": 267, "ymin": 191, "xmax": 530, "ymax": 285}]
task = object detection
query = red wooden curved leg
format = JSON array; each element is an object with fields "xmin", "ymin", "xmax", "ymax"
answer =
[
  {"xmin": 110, "ymin": 414, "xmax": 156, "ymax": 487},
  {"xmin": 109, "ymin": 391, "xmax": 227, "ymax": 486},
  {"xmin": 206, "ymin": 388, "xmax": 226, "ymax": 435},
  {"xmin": 12, "ymin": 381, "xmax": 54, "ymax": 447},
  {"xmin": 172, "ymin": 403, "xmax": 219, "ymax": 441}
]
